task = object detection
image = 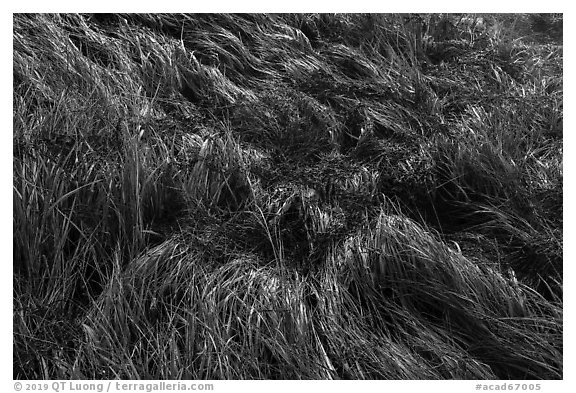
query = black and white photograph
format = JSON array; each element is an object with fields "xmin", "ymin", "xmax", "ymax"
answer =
[{"xmin": 12, "ymin": 8, "xmax": 564, "ymax": 383}]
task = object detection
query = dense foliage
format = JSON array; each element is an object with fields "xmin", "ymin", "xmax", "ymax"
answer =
[{"xmin": 13, "ymin": 13, "xmax": 562, "ymax": 379}]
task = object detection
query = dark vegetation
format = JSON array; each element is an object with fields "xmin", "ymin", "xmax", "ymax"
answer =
[{"xmin": 13, "ymin": 13, "xmax": 562, "ymax": 379}]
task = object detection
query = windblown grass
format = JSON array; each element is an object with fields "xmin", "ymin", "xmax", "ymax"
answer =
[{"xmin": 14, "ymin": 13, "xmax": 562, "ymax": 379}]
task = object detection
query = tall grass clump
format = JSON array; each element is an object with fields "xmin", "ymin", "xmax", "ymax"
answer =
[{"xmin": 14, "ymin": 13, "xmax": 561, "ymax": 379}]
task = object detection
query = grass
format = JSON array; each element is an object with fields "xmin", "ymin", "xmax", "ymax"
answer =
[{"xmin": 13, "ymin": 13, "xmax": 562, "ymax": 379}]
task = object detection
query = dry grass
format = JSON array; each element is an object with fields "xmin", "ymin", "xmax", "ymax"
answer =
[{"xmin": 14, "ymin": 13, "xmax": 562, "ymax": 379}]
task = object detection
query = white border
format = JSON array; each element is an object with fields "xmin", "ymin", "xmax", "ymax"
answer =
[{"xmin": 4, "ymin": 4, "xmax": 571, "ymax": 390}]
